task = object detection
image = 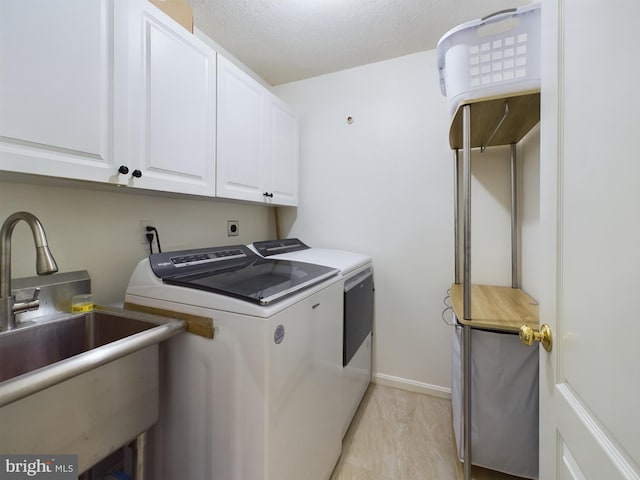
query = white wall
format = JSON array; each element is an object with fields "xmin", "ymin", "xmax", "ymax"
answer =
[
  {"xmin": 520, "ymin": 126, "xmax": 541, "ymax": 301},
  {"xmin": 274, "ymin": 50, "xmax": 541, "ymax": 394},
  {"xmin": 0, "ymin": 178, "xmax": 274, "ymax": 306},
  {"xmin": 274, "ymin": 50, "xmax": 455, "ymax": 394},
  {"xmin": 464, "ymin": 127, "xmax": 540, "ymax": 293}
]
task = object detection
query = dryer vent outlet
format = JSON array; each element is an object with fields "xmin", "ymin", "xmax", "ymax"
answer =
[{"xmin": 227, "ymin": 220, "xmax": 239, "ymax": 236}]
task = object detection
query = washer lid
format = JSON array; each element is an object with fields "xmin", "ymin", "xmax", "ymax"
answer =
[
  {"xmin": 149, "ymin": 245, "xmax": 338, "ymax": 305},
  {"xmin": 252, "ymin": 240, "xmax": 371, "ymax": 276}
]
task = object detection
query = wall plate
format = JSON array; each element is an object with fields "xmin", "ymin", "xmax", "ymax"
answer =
[{"xmin": 227, "ymin": 220, "xmax": 239, "ymax": 236}]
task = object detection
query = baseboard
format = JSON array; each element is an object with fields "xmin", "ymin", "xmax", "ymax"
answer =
[{"xmin": 372, "ymin": 373, "xmax": 451, "ymax": 400}]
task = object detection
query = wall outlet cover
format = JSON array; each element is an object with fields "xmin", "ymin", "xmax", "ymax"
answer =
[{"xmin": 227, "ymin": 220, "xmax": 239, "ymax": 236}]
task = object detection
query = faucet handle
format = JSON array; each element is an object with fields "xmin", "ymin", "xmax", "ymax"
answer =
[
  {"xmin": 26, "ymin": 287, "xmax": 40, "ymax": 302},
  {"xmin": 13, "ymin": 287, "xmax": 41, "ymax": 315}
]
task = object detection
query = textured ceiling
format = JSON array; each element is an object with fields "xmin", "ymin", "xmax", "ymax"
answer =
[{"xmin": 188, "ymin": 0, "xmax": 533, "ymax": 86}]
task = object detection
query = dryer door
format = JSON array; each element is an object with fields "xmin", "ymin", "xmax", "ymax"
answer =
[{"xmin": 343, "ymin": 271, "xmax": 374, "ymax": 366}]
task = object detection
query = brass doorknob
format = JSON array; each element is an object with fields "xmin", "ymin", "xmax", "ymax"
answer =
[{"xmin": 519, "ymin": 324, "xmax": 553, "ymax": 352}]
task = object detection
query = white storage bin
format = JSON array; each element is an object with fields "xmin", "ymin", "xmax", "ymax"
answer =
[{"xmin": 437, "ymin": 4, "xmax": 541, "ymax": 117}]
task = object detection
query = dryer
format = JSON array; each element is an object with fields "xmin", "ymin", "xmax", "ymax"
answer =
[
  {"xmin": 252, "ymin": 238, "xmax": 374, "ymax": 437},
  {"xmin": 125, "ymin": 245, "xmax": 343, "ymax": 480}
]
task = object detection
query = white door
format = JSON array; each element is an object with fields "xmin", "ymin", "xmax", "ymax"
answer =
[
  {"xmin": 539, "ymin": 1, "xmax": 640, "ymax": 478},
  {"xmin": 126, "ymin": 0, "xmax": 216, "ymax": 196}
]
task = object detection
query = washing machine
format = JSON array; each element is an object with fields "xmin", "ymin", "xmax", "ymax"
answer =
[
  {"xmin": 251, "ymin": 238, "xmax": 374, "ymax": 437},
  {"xmin": 125, "ymin": 244, "xmax": 344, "ymax": 480}
]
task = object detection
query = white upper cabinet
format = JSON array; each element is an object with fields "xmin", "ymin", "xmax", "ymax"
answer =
[
  {"xmin": 217, "ymin": 56, "xmax": 298, "ymax": 206},
  {"xmin": 124, "ymin": 0, "xmax": 216, "ymax": 195},
  {"xmin": 0, "ymin": 0, "xmax": 216, "ymax": 196},
  {"xmin": 0, "ymin": 0, "xmax": 125, "ymax": 183},
  {"xmin": 216, "ymin": 55, "xmax": 265, "ymax": 203},
  {"xmin": 0, "ymin": 0, "xmax": 295, "ymax": 204},
  {"xmin": 267, "ymin": 95, "xmax": 299, "ymax": 206}
]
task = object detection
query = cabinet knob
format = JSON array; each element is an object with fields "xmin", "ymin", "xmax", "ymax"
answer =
[
  {"xmin": 263, "ymin": 192, "xmax": 274, "ymax": 198},
  {"xmin": 118, "ymin": 165, "xmax": 129, "ymax": 175},
  {"xmin": 131, "ymin": 169, "xmax": 143, "ymax": 179}
]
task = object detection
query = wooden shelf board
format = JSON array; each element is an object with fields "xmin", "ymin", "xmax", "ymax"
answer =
[
  {"xmin": 450, "ymin": 283, "xmax": 539, "ymax": 332},
  {"xmin": 449, "ymin": 90, "xmax": 540, "ymax": 149}
]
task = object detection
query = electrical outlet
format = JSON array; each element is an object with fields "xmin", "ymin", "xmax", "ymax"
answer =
[
  {"xmin": 140, "ymin": 220, "xmax": 155, "ymax": 244},
  {"xmin": 227, "ymin": 220, "xmax": 239, "ymax": 236}
]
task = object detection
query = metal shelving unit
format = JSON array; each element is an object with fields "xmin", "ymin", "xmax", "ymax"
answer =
[{"xmin": 449, "ymin": 89, "xmax": 540, "ymax": 480}]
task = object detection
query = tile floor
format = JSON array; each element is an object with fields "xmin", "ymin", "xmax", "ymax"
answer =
[{"xmin": 330, "ymin": 384, "xmax": 524, "ymax": 480}]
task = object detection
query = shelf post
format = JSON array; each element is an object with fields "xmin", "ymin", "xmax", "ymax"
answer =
[
  {"xmin": 454, "ymin": 149, "xmax": 460, "ymax": 284},
  {"xmin": 510, "ymin": 143, "xmax": 519, "ymax": 288},
  {"xmin": 463, "ymin": 324, "xmax": 472, "ymax": 480},
  {"xmin": 462, "ymin": 104, "xmax": 472, "ymax": 480},
  {"xmin": 463, "ymin": 105, "xmax": 471, "ymax": 320}
]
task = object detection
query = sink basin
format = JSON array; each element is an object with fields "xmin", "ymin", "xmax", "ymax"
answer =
[
  {"xmin": 0, "ymin": 307, "xmax": 184, "ymax": 406},
  {"xmin": 0, "ymin": 305, "xmax": 184, "ymax": 473},
  {"xmin": 1, "ymin": 310, "xmax": 162, "ymax": 383}
]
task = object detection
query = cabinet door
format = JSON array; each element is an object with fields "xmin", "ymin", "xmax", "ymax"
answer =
[
  {"xmin": 125, "ymin": 0, "xmax": 216, "ymax": 196},
  {"xmin": 267, "ymin": 95, "xmax": 299, "ymax": 206},
  {"xmin": 0, "ymin": 0, "xmax": 124, "ymax": 183},
  {"xmin": 216, "ymin": 55, "xmax": 267, "ymax": 203},
  {"xmin": 217, "ymin": 56, "xmax": 300, "ymax": 206}
]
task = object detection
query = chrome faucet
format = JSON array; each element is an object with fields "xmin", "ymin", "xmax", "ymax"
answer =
[{"xmin": 0, "ymin": 212, "xmax": 58, "ymax": 331}]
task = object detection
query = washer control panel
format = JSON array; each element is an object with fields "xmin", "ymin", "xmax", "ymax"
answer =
[
  {"xmin": 253, "ymin": 238, "xmax": 310, "ymax": 257},
  {"xmin": 149, "ymin": 245, "xmax": 256, "ymax": 279},
  {"xmin": 170, "ymin": 248, "xmax": 246, "ymax": 267}
]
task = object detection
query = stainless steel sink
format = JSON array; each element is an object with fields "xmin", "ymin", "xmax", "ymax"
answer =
[
  {"xmin": 1, "ymin": 309, "xmax": 161, "ymax": 384},
  {"xmin": 0, "ymin": 271, "xmax": 185, "ymax": 474},
  {"xmin": 0, "ymin": 307, "xmax": 184, "ymax": 407}
]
